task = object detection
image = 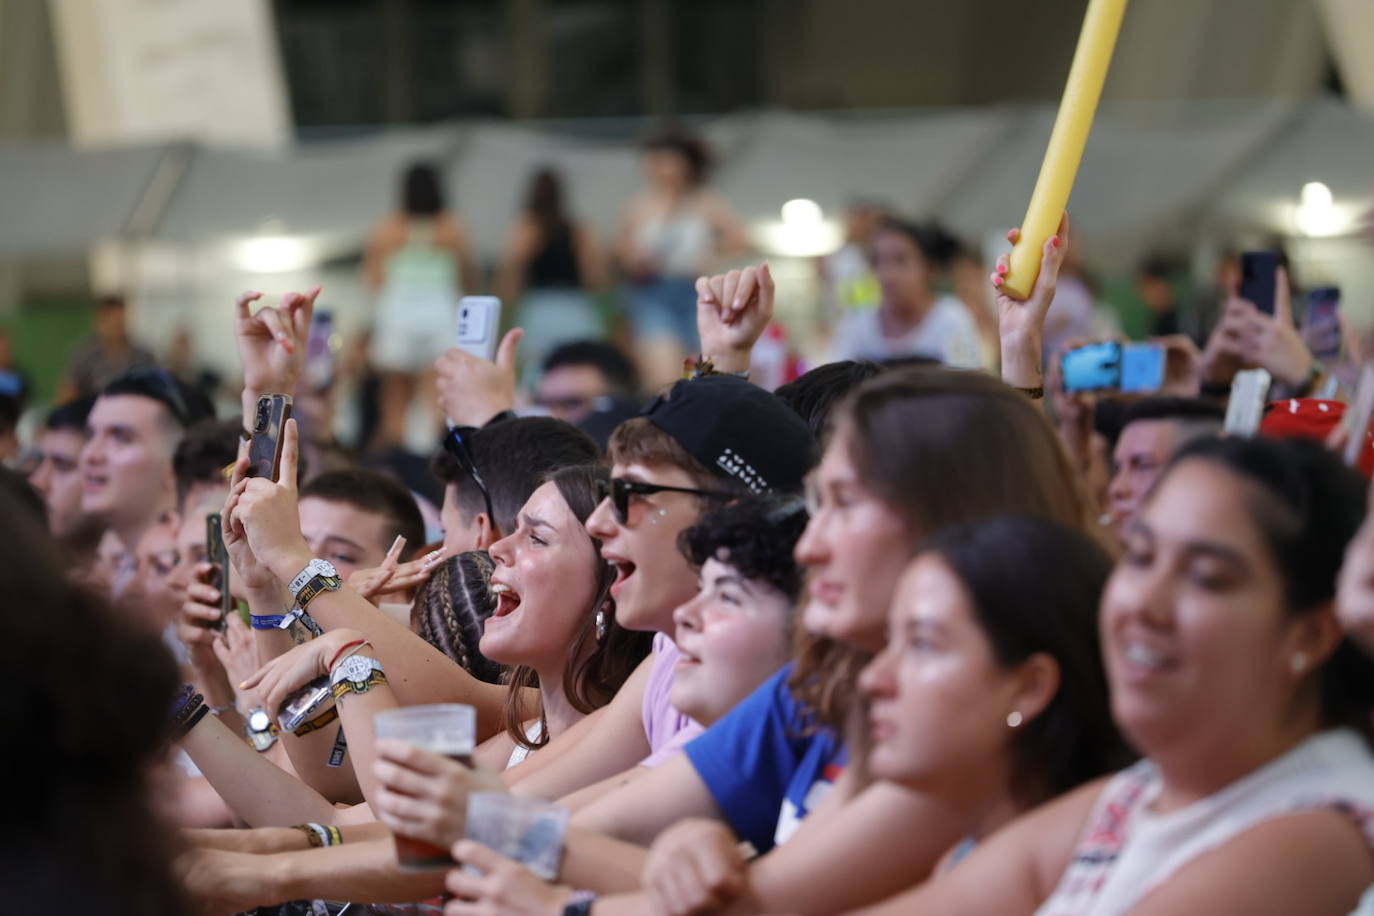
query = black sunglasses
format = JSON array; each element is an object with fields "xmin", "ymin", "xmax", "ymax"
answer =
[
  {"xmin": 596, "ymin": 476, "xmax": 732, "ymax": 523},
  {"xmin": 442, "ymin": 427, "xmax": 496, "ymax": 526}
]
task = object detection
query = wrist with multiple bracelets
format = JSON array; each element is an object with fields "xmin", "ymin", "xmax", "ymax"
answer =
[
  {"xmin": 329, "ymin": 639, "xmax": 386, "ymax": 701},
  {"xmin": 170, "ymin": 685, "xmax": 210, "ymax": 742}
]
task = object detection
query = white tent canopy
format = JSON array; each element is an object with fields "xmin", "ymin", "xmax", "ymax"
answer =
[{"xmin": 2, "ymin": 98, "xmax": 1371, "ymax": 370}]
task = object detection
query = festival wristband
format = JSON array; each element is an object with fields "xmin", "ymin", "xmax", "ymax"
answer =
[
  {"xmin": 171, "ymin": 703, "xmax": 210, "ymax": 742},
  {"xmin": 251, "ymin": 612, "xmax": 289, "ymax": 630},
  {"xmin": 292, "ymin": 705, "xmax": 340, "ymax": 737},
  {"xmin": 325, "ymin": 638, "xmax": 369, "ymax": 673},
  {"xmin": 329, "ymin": 654, "xmax": 387, "ymax": 701},
  {"xmin": 295, "ymin": 823, "xmax": 330, "ymax": 848}
]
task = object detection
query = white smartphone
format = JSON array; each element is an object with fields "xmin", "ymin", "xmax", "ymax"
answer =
[
  {"xmin": 456, "ymin": 296, "xmax": 502, "ymax": 363},
  {"xmin": 1223, "ymin": 369, "xmax": 1272, "ymax": 437}
]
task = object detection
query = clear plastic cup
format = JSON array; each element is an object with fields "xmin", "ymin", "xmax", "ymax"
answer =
[
  {"xmin": 374, "ymin": 704, "xmax": 477, "ymax": 870},
  {"xmin": 465, "ymin": 792, "xmax": 571, "ymax": 881}
]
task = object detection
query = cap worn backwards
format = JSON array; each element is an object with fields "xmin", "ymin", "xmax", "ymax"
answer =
[{"xmin": 641, "ymin": 375, "xmax": 815, "ymax": 494}]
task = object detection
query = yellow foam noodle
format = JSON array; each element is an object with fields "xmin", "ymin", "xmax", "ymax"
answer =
[{"xmin": 1002, "ymin": 0, "xmax": 1129, "ymax": 300}]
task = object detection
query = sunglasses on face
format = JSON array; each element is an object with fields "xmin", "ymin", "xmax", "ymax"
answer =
[
  {"xmin": 596, "ymin": 476, "xmax": 731, "ymax": 524},
  {"xmin": 442, "ymin": 427, "xmax": 496, "ymax": 525}
]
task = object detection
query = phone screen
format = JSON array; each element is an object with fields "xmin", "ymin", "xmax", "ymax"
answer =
[
  {"xmin": 205, "ymin": 512, "xmax": 231, "ymax": 629},
  {"xmin": 1062, "ymin": 342, "xmax": 1122, "ymax": 392},
  {"xmin": 1120, "ymin": 344, "xmax": 1166, "ymax": 394},
  {"xmin": 1239, "ymin": 252, "xmax": 1282, "ymax": 316}
]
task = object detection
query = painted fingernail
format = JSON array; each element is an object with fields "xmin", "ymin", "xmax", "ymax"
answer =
[
  {"xmin": 1051, "ymin": 237, "xmax": 1062, "ymax": 248},
  {"xmin": 993, "ymin": 276, "xmax": 1005, "ymax": 288},
  {"xmin": 389, "ymin": 535, "xmax": 404, "ymax": 553},
  {"xmin": 996, "ymin": 263, "xmax": 1008, "ymax": 276}
]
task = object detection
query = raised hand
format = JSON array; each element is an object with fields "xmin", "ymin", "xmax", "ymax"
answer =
[
  {"xmin": 212, "ymin": 613, "xmax": 263, "ymax": 709},
  {"xmin": 443, "ymin": 841, "xmax": 574, "ymax": 916},
  {"xmin": 238, "ymin": 627, "xmax": 363, "ymax": 715},
  {"xmin": 177, "ymin": 565, "xmax": 230, "ymax": 674},
  {"xmin": 643, "ymin": 817, "xmax": 749, "ymax": 916},
  {"xmin": 232, "ymin": 419, "xmax": 312, "ymax": 585},
  {"xmin": 696, "ymin": 262, "xmax": 775, "ymax": 374},
  {"xmin": 235, "ymin": 288, "xmax": 319, "ymax": 407},
  {"xmin": 348, "ymin": 538, "xmax": 446, "ymax": 605},
  {"xmin": 436, "ymin": 329, "xmax": 521, "ymax": 429},
  {"xmin": 1231, "ymin": 267, "xmax": 1313, "ymax": 387},
  {"xmin": 222, "ymin": 440, "xmax": 285, "ymax": 599},
  {"xmin": 993, "ymin": 214, "xmax": 1069, "ymax": 390}
]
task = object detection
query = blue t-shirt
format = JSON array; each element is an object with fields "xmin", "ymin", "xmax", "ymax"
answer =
[{"xmin": 684, "ymin": 664, "xmax": 846, "ymax": 854}]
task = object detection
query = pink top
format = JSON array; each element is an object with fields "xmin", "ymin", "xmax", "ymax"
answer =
[{"xmin": 640, "ymin": 633, "xmax": 705, "ymax": 768}]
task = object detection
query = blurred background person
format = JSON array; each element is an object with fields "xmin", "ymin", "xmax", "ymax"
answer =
[
  {"xmin": 58, "ymin": 294, "xmax": 158, "ymax": 403},
  {"xmin": 364, "ymin": 161, "xmax": 478, "ymax": 452},
  {"xmin": 495, "ymin": 167, "xmax": 609, "ymax": 387},
  {"xmin": 618, "ymin": 129, "xmax": 748, "ymax": 386},
  {"xmin": 829, "ymin": 217, "xmax": 983, "ymax": 368}
]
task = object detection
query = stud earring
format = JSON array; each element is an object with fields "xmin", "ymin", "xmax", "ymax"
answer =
[
  {"xmin": 1290, "ymin": 651, "xmax": 1307, "ymax": 674},
  {"xmin": 1006, "ymin": 711, "xmax": 1023, "ymax": 729}
]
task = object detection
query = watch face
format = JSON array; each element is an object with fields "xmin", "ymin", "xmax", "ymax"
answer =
[
  {"xmin": 248, "ymin": 709, "xmax": 271, "ymax": 732},
  {"xmin": 335, "ymin": 654, "xmax": 372, "ymax": 683}
]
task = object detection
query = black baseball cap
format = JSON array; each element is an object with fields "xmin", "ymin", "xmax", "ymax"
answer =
[{"xmin": 641, "ymin": 375, "xmax": 814, "ymax": 494}]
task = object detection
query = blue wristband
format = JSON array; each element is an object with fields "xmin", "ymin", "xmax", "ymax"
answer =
[
  {"xmin": 250, "ymin": 613, "xmax": 288, "ymax": 630},
  {"xmin": 562, "ymin": 891, "xmax": 596, "ymax": 916}
]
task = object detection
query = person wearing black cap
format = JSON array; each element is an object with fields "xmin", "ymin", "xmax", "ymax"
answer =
[
  {"xmin": 422, "ymin": 374, "xmax": 815, "ymax": 810},
  {"xmin": 79, "ymin": 367, "xmax": 213, "ymax": 599}
]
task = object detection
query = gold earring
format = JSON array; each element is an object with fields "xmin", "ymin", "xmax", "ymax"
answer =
[{"xmin": 1006, "ymin": 711, "xmax": 1023, "ymax": 729}]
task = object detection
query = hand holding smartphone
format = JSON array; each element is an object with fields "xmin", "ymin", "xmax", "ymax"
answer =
[
  {"xmin": 455, "ymin": 297, "xmax": 501, "ymax": 363},
  {"xmin": 1239, "ymin": 251, "xmax": 1282, "ymax": 316},
  {"xmin": 205, "ymin": 512, "xmax": 232, "ymax": 630},
  {"xmin": 1061, "ymin": 341, "xmax": 1166, "ymax": 394},
  {"xmin": 247, "ymin": 394, "xmax": 293, "ymax": 481}
]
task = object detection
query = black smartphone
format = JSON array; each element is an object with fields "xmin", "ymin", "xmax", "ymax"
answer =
[
  {"xmin": 246, "ymin": 394, "xmax": 292, "ymax": 481},
  {"xmin": 204, "ymin": 511, "xmax": 232, "ymax": 630},
  {"xmin": 1239, "ymin": 251, "xmax": 1282, "ymax": 316}
]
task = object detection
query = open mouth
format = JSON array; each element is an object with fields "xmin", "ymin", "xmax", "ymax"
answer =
[
  {"xmin": 609, "ymin": 560, "xmax": 636, "ymax": 597},
  {"xmin": 489, "ymin": 582, "xmax": 523, "ymax": 618}
]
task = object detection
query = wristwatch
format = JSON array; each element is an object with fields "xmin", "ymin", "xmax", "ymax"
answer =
[
  {"xmin": 288, "ymin": 558, "xmax": 342, "ymax": 609},
  {"xmin": 245, "ymin": 708, "xmax": 280, "ymax": 752},
  {"xmin": 330, "ymin": 655, "xmax": 387, "ymax": 700}
]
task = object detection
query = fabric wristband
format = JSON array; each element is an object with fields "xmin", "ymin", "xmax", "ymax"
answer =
[
  {"xmin": 251, "ymin": 612, "xmax": 289, "ymax": 630},
  {"xmin": 296, "ymin": 823, "xmax": 329, "ymax": 848},
  {"xmin": 325, "ymin": 638, "xmax": 369, "ymax": 673},
  {"xmin": 171, "ymin": 703, "xmax": 210, "ymax": 742}
]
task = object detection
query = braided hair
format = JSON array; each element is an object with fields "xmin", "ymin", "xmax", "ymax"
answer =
[{"xmin": 410, "ymin": 551, "xmax": 504, "ymax": 685}]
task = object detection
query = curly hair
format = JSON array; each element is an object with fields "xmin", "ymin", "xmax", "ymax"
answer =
[
  {"xmin": 679, "ymin": 495, "xmax": 808, "ymax": 604},
  {"xmin": 411, "ymin": 551, "xmax": 505, "ymax": 686}
]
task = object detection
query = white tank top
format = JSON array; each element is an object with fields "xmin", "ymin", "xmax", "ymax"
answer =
[
  {"xmin": 635, "ymin": 209, "xmax": 714, "ymax": 278},
  {"xmin": 1035, "ymin": 729, "xmax": 1374, "ymax": 916},
  {"xmin": 505, "ymin": 719, "xmax": 544, "ymax": 770}
]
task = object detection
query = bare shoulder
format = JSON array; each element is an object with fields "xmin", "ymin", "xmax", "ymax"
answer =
[{"xmin": 1132, "ymin": 808, "xmax": 1374, "ymax": 916}]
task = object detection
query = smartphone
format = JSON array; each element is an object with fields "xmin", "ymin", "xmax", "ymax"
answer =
[
  {"xmin": 1223, "ymin": 369, "xmax": 1272, "ymax": 437},
  {"xmin": 1062, "ymin": 342, "xmax": 1121, "ymax": 392},
  {"xmin": 1344, "ymin": 365, "xmax": 1374, "ymax": 468},
  {"xmin": 246, "ymin": 394, "xmax": 292, "ymax": 481},
  {"xmin": 278, "ymin": 675, "xmax": 336, "ymax": 733},
  {"xmin": 1119, "ymin": 343, "xmax": 1166, "ymax": 394},
  {"xmin": 303, "ymin": 309, "xmax": 338, "ymax": 393},
  {"xmin": 1302, "ymin": 287, "xmax": 1342, "ymax": 362},
  {"xmin": 455, "ymin": 296, "xmax": 501, "ymax": 363},
  {"xmin": 1239, "ymin": 251, "xmax": 1282, "ymax": 316},
  {"xmin": 205, "ymin": 512, "xmax": 231, "ymax": 630}
]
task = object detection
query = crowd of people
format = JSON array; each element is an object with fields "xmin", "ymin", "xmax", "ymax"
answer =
[{"xmin": 5, "ymin": 123, "xmax": 1374, "ymax": 916}]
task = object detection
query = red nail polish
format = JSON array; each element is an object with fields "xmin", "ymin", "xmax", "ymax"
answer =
[
  {"xmin": 1051, "ymin": 237, "xmax": 1062, "ymax": 248},
  {"xmin": 997, "ymin": 263, "xmax": 1008, "ymax": 276},
  {"xmin": 993, "ymin": 276, "xmax": 1004, "ymax": 288}
]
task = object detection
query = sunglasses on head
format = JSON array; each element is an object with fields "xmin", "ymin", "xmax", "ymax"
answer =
[
  {"xmin": 442, "ymin": 427, "xmax": 496, "ymax": 525},
  {"xmin": 596, "ymin": 476, "xmax": 732, "ymax": 524}
]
